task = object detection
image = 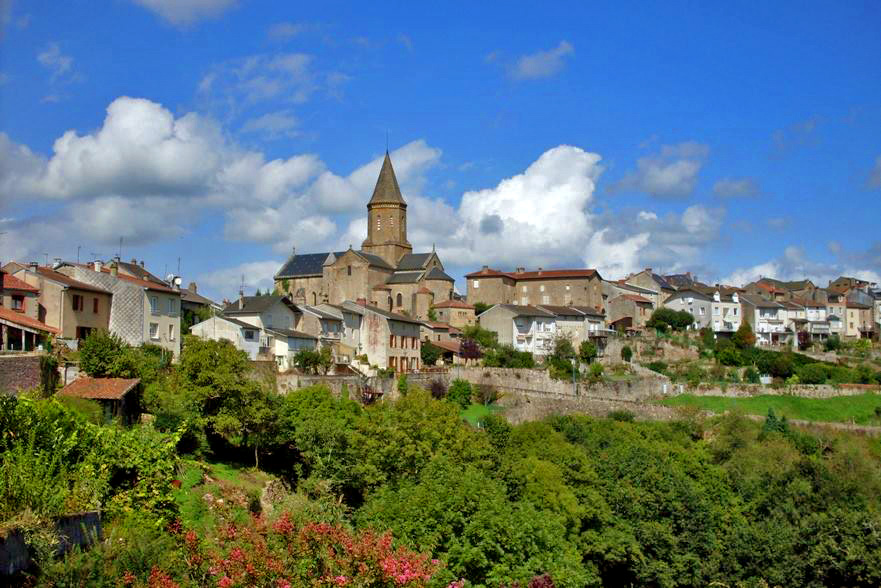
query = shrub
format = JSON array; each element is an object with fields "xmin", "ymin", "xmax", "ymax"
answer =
[
  {"xmin": 798, "ymin": 363, "xmax": 828, "ymax": 385},
  {"xmin": 621, "ymin": 345, "xmax": 633, "ymax": 363},
  {"xmin": 447, "ymin": 379, "xmax": 473, "ymax": 409},
  {"xmin": 608, "ymin": 410, "xmax": 635, "ymax": 422},
  {"xmin": 429, "ymin": 379, "xmax": 447, "ymax": 400},
  {"xmin": 578, "ymin": 340, "xmax": 598, "ymax": 364},
  {"xmin": 420, "ymin": 341, "xmax": 442, "ymax": 366},
  {"xmin": 647, "ymin": 361, "xmax": 668, "ymax": 374},
  {"xmin": 732, "ymin": 322, "xmax": 756, "ymax": 349},
  {"xmin": 589, "ymin": 362, "xmax": 604, "ymax": 381},
  {"xmin": 824, "ymin": 335, "xmax": 842, "ymax": 352},
  {"xmin": 475, "ymin": 384, "xmax": 499, "ymax": 405},
  {"xmin": 717, "ymin": 346, "xmax": 742, "ymax": 367},
  {"xmin": 397, "ymin": 374, "xmax": 409, "ymax": 396}
]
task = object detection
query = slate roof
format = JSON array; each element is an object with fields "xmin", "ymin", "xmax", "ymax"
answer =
[
  {"xmin": 740, "ymin": 294, "xmax": 783, "ymax": 308},
  {"xmin": 663, "ymin": 273, "xmax": 696, "ymax": 289},
  {"xmin": 33, "ymin": 267, "xmax": 112, "ymax": 294},
  {"xmin": 115, "ymin": 260, "xmax": 166, "ymax": 285},
  {"xmin": 341, "ymin": 301, "xmax": 422, "ymax": 324},
  {"xmin": 275, "ymin": 251, "xmax": 343, "ymax": 279},
  {"xmin": 570, "ymin": 305, "xmax": 606, "ymax": 317},
  {"xmin": 425, "ymin": 267, "xmax": 454, "ymax": 282},
  {"xmin": 59, "ymin": 377, "xmax": 139, "ymax": 400},
  {"xmin": 217, "ymin": 315, "xmax": 258, "ymax": 330},
  {"xmin": 223, "ymin": 295, "xmax": 290, "ymax": 315},
  {"xmin": 386, "ymin": 271, "xmax": 423, "ymax": 284},
  {"xmin": 535, "ymin": 305, "xmax": 586, "ymax": 317},
  {"xmin": 397, "ymin": 253, "xmax": 433, "ymax": 270},
  {"xmin": 368, "ymin": 152, "xmax": 406, "ymax": 206},
  {"xmin": 612, "ymin": 294, "xmax": 653, "ymax": 305},
  {"xmin": 355, "ymin": 250, "xmax": 395, "ymax": 270},
  {"xmin": 0, "ymin": 270, "xmax": 39, "ymax": 292},
  {"xmin": 650, "ymin": 273, "xmax": 675, "ymax": 291},
  {"xmin": 300, "ymin": 304, "xmax": 342, "ymax": 321}
]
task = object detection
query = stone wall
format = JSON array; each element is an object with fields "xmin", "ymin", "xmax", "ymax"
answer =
[
  {"xmin": 499, "ymin": 391, "xmax": 677, "ymax": 425},
  {"xmin": 0, "ymin": 511, "xmax": 101, "ymax": 576},
  {"xmin": 0, "ymin": 354, "xmax": 42, "ymax": 395}
]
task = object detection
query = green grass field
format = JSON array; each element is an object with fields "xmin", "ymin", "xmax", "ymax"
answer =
[
  {"xmin": 661, "ymin": 393, "xmax": 881, "ymax": 425},
  {"xmin": 460, "ymin": 403, "xmax": 504, "ymax": 427}
]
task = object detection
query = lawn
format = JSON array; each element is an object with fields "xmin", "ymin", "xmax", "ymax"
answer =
[
  {"xmin": 460, "ymin": 403, "xmax": 504, "ymax": 427},
  {"xmin": 661, "ymin": 393, "xmax": 881, "ymax": 425}
]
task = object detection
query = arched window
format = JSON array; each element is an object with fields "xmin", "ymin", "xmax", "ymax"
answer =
[
  {"xmin": 389, "ymin": 215, "xmax": 394, "ymax": 228},
  {"xmin": 347, "ymin": 265, "xmax": 352, "ymax": 276},
  {"xmin": 377, "ymin": 216, "xmax": 382, "ymax": 230},
  {"xmin": 396, "ymin": 293, "xmax": 403, "ymax": 307}
]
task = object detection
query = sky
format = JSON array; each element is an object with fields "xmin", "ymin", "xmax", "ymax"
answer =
[{"xmin": 1, "ymin": 0, "xmax": 880, "ymax": 303}]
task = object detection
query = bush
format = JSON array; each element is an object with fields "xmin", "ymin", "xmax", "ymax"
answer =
[
  {"xmin": 447, "ymin": 379, "xmax": 473, "ymax": 409},
  {"xmin": 578, "ymin": 340, "xmax": 598, "ymax": 364},
  {"xmin": 483, "ymin": 345, "xmax": 535, "ymax": 368},
  {"xmin": 474, "ymin": 384, "xmax": 499, "ymax": 405},
  {"xmin": 717, "ymin": 346, "xmax": 742, "ymax": 367},
  {"xmin": 608, "ymin": 410, "xmax": 635, "ymax": 422},
  {"xmin": 589, "ymin": 362, "xmax": 604, "ymax": 381},
  {"xmin": 420, "ymin": 341, "xmax": 442, "ymax": 366},
  {"xmin": 429, "ymin": 379, "xmax": 447, "ymax": 400},
  {"xmin": 621, "ymin": 345, "xmax": 633, "ymax": 363},
  {"xmin": 798, "ymin": 363, "xmax": 828, "ymax": 385},
  {"xmin": 647, "ymin": 361, "xmax": 668, "ymax": 374},
  {"xmin": 744, "ymin": 366, "xmax": 760, "ymax": 384},
  {"xmin": 824, "ymin": 335, "xmax": 842, "ymax": 352}
]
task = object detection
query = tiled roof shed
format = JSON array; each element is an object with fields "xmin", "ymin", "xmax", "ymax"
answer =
[
  {"xmin": 59, "ymin": 377, "xmax": 140, "ymax": 400},
  {"xmin": 0, "ymin": 270, "xmax": 39, "ymax": 292}
]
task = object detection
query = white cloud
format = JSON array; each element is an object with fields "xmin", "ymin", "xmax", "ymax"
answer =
[
  {"xmin": 267, "ymin": 21, "xmax": 305, "ymax": 41},
  {"xmin": 196, "ymin": 260, "xmax": 282, "ymax": 301},
  {"xmin": 869, "ymin": 155, "xmax": 881, "ymax": 189},
  {"xmin": 509, "ymin": 41, "xmax": 574, "ymax": 80},
  {"xmin": 131, "ymin": 0, "xmax": 237, "ymax": 26},
  {"xmin": 240, "ymin": 110, "xmax": 299, "ymax": 139},
  {"xmin": 713, "ymin": 176, "xmax": 759, "ymax": 198},
  {"xmin": 37, "ymin": 43, "xmax": 73, "ymax": 80},
  {"xmin": 612, "ymin": 141, "xmax": 709, "ymax": 198},
  {"xmin": 771, "ymin": 116, "xmax": 819, "ymax": 157},
  {"xmin": 721, "ymin": 245, "xmax": 881, "ymax": 287}
]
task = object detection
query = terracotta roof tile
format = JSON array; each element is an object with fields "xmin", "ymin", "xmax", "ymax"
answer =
[
  {"xmin": 0, "ymin": 306, "xmax": 59, "ymax": 334},
  {"xmin": 34, "ymin": 267, "xmax": 112, "ymax": 294},
  {"xmin": 465, "ymin": 267, "xmax": 598, "ymax": 280},
  {"xmin": 0, "ymin": 271, "xmax": 39, "ymax": 293},
  {"xmin": 59, "ymin": 377, "xmax": 140, "ymax": 400},
  {"xmin": 613, "ymin": 294, "xmax": 653, "ymax": 304},
  {"xmin": 432, "ymin": 299, "xmax": 474, "ymax": 309}
]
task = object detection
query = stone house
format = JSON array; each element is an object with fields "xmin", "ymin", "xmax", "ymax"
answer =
[
  {"xmin": 740, "ymin": 294, "xmax": 787, "ymax": 346},
  {"xmin": 339, "ymin": 301, "xmax": 422, "ymax": 372},
  {"xmin": 478, "ymin": 304, "xmax": 557, "ymax": 356},
  {"xmin": 274, "ymin": 154, "xmax": 455, "ymax": 319},
  {"xmin": 845, "ymin": 301, "xmax": 874, "ymax": 339},
  {"xmin": 56, "ymin": 261, "xmax": 182, "ymax": 358},
  {"xmin": 432, "ymin": 299, "xmax": 476, "ymax": 329},
  {"xmin": 607, "ymin": 294, "xmax": 653, "ymax": 332},
  {"xmin": 465, "ymin": 267, "xmax": 603, "ymax": 311},
  {"xmin": 663, "ymin": 288, "xmax": 713, "ymax": 330},
  {"xmin": 625, "ymin": 269, "xmax": 676, "ymax": 305},
  {"xmin": 13, "ymin": 264, "xmax": 112, "ymax": 343},
  {"xmin": 744, "ymin": 281, "xmax": 788, "ymax": 302},
  {"xmin": 756, "ymin": 278, "xmax": 818, "ymax": 301},
  {"xmin": 0, "ymin": 269, "xmax": 57, "ymax": 351}
]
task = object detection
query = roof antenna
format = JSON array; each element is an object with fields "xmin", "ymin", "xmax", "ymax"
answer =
[
  {"xmin": 385, "ymin": 129, "xmax": 389, "ymax": 153},
  {"xmin": 118, "ymin": 236, "xmax": 123, "ymax": 259}
]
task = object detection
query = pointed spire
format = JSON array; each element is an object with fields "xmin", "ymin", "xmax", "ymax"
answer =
[{"xmin": 368, "ymin": 152, "xmax": 406, "ymax": 206}]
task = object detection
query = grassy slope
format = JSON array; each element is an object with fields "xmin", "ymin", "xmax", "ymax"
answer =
[
  {"xmin": 460, "ymin": 403, "xmax": 504, "ymax": 426},
  {"xmin": 174, "ymin": 461, "xmax": 271, "ymax": 534},
  {"xmin": 661, "ymin": 393, "xmax": 881, "ymax": 425}
]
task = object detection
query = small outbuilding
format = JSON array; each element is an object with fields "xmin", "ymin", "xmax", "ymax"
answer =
[{"xmin": 58, "ymin": 377, "xmax": 141, "ymax": 424}]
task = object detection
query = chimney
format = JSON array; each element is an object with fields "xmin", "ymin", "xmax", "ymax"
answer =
[
  {"xmin": 645, "ymin": 267, "xmax": 652, "ymax": 273},
  {"xmin": 140, "ymin": 260, "xmax": 145, "ymax": 267},
  {"xmin": 29, "ymin": 261, "xmax": 38, "ymax": 269},
  {"xmin": 356, "ymin": 297, "xmax": 367, "ymax": 306},
  {"xmin": 131, "ymin": 258, "xmax": 137, "ymax": 264},
  {"xmin": 189, "ymin": 281, "xmax": 197, "ymax": 293},
  {"xmin": 537, "ymin": 267, "xmax": 543, "ymax": 275},
  {"xmin": 94, "ymin": 260, "xmax": 103, "ymax": 273},
  {"xmin": 516, "ymin": 267, "xmax": 525, "ymax": 273},
  {"xmin": 482, "ymin": 265, "xmax": 489, "ymax": 271},
  {"xmin": 52, "ymin": 257, "xmax": 62, "ymax": 269},
  {"xmin": 110, "ymin": 262, "xmax": 119, "ymax": 277}
]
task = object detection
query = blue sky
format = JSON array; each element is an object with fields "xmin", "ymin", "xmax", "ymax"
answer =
[{"xmin": 1, "ymin": 0, "xmax": 880, "ymax": 302}]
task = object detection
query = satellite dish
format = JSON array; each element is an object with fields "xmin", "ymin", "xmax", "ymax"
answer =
[
  {"xmin": 174, "ymin": 276, "xmax": 182, "ymax": 286},
  {"xmin": 166, "ymin": 273, "xmax": 175, "ymax": 282}
]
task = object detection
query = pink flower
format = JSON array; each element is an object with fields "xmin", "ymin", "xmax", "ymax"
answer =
[
  {"xmin": 218, "ymin": 576, "xmax": 233, "ymax": 588},
  {"xmin": 334, "ymin": 576, "xmax": 349, "ymax": 586}
]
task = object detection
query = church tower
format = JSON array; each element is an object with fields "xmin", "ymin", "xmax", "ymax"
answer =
[{"xmin": 361, "ymin": 152, "xmax": 412, "ymax": 266}]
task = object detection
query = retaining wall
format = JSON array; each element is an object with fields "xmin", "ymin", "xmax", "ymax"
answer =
[
  {"xmin": 0, "ymin": 354, "xmax": 42, "ymax": 395},
  {"xmin": 0, "ymin": 511, "xmax": 102, "ymax": 576}
]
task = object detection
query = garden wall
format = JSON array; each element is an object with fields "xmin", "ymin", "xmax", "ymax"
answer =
[
  {"xmin": 0, "ymin": 354, "xmax": 42, "ymax": 395},
  {"xmin": 0, "ymin": 511, "xmax": 101, "ymax": 576}
]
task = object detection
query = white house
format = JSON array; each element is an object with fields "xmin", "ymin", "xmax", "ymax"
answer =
[
  {"xmin": 740, "ymin": 294, "xmax": 787, "ymax": 346},
  {"xmin": 711, "ymin": 290, "xmax": 741, "ymax": 335},
  {"xmin": 477, "ymin": 304, "xmax": 557, "ymax": 356},
  {"xmin": 663, "ymin": 288, "xmax": 712, "ymax": 330}
]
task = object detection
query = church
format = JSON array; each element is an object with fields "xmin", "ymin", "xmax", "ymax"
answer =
[{"xmin": 274, "ymin": 151, "xmax": 456, "ymax": 320}]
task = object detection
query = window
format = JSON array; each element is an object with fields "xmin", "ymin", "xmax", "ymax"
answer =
[
  {"xmin": 733, "ymin": 308, "xmax": 738, "ymax": 316},
  {"xmin": 472, "ymin": 280, "xmax": 479, "ymax": 289},
  {"xmin": 390, "ymin": 334, "xmax": 396, "ymax": 348},
  {"xmin": 713, "ymin": 307, "xmax": 720, "ymax": 316},
  {"xmin": 72, "ymin": 294, "xmax": 83, "ymax": 311},
  {"xmin": 75, "ymin": 326, "xmax": 92, "ymax": 340},
  {"xmin": 396, "ymin": 293, "xmax": 403, "ymax": 307},
  {"xmin": 389, "ymin": 215, "xmax": 394, "ymax": 228},
  {"xmin": 167, "ymin": 298, "xmax": 176, "ymax": 314},
  {"xmin": 699, "ymin": 307, "xmax": 705, "ymax": 315},
  {"xmin": 522, "ymin": 286, "xmax": 528, "ymax": 293},
  {"xmin": 539, "ymin": 285, "xmax": 545, "ymax": 292},
  {"xmin": 244, "ymin": 330, "xmax": 255, "ymax": 341},
  {"xmin": 168, "ymin": 323, "xmax": 175, "ymax": 341},
  {"xmin": 347, "ymin": 265, "xmax": 352, "ymax": 276},
  {"xmin": 149, "ymin": 322, "xmax": 159, "ymax": 339},
  {"xmin": 377, "ymin": 216, "xmax": 382, "ymax": 230},
  {"xmin": 150, "ymin": 296, "xmax": 159, "ymax": 314},
  {"xmin": 93, "ymin": 298, "xmax": 99, "ymax": 313},
  {"xmin": 11, "ymin": 295, "xmax": 24, "ymax": 312},
  {"xmin": 542, "ymin": 295, "xmax": 550, "ymax": 304}
]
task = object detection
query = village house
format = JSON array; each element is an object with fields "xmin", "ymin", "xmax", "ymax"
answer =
[
  {"xmin": 624, "ymin": 269, "xmax": 675, "ymax": 307},
  {"xmin": 190, "ymin": 314, "xmax": 272, "ymax": 360},
  {"xmin": 0, "ymin": 269, "xmax": 57, "ymax": 351},
  {"xmin": 740, "ymin": 294, "xmax": 787, "ymax": 346},
  {"xmin": 710, "ymin": 289, "xmax": 742, "ymax": 336},
  {"xmin": 844, "ymin": 301, "xmax": 874, "ymax": 340},
  {"xmin": 58, "ymin": 377, "xmax": 141, "ymax": 425},
  {"xmin": 339, "ymin": 301, "xmax": 422, "ymax": 372},
  {"xmin": 794, "ymin": 298, "xmax": 831, "ymax": 342},
  {"xmin": 431, "ymin": 298, "xmax": 476, "ymax": 329},
  {"xmin": 478, "ymin": 304, "xmax": 557, "ymax": 356},
  {"xmin": 465, "ymin": 266, "xmax": 603, "ymax": 311},
  {"xmin": 274, "ymin": 153, "xmax": 455, "ymax": 319},
  {"xmin": 12, "ymin": 263, "xmax": 112, "ymax": 345},
  {"xmin": 607, "ymin": 294, "xmax": 653, "ymax": 333},
  {"xmin": 56, "ymin": 260, "xmax": 182, "ymax": 358},
  {"xmin": 663, "ymin": 288, "xmax": 713, "ymax": 330}
]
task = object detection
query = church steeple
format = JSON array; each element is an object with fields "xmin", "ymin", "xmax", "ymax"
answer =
[
  {"xmin": 368, "ymin": 152, "xmax": 407, "ymax": 206},
  {"xmin": 362, "ymin": 151, "xmax": 412, "ymax": 266}
]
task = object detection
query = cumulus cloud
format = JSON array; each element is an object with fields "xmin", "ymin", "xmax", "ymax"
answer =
[
  {"xmin": 721, "ymin": 244, "xmax": 881, "ymax": 287},
  {"xmin": 713, "ymin": 176, "xmax": 759, "ymax": 198},
  {"xmin": 267, "ymin": 21, "xmax": 306, "ymax": 41},
  {"xmin": 240, "ymin": 110, "xmax": 299, "ymax": 139},
  {"xmin": 130, "ymin": 0, "xmax": 237, "ymax": 26},
  {"xmin": 869, "ymin": 155, "xmax": 881, "ymax": 189},
  {"xmin": 611, "ymin": 141, "xmax": 708, "ymax": 198},
  {"xmin": 508, "ymin": 41, "xmax": 574, "ymax": 80}
]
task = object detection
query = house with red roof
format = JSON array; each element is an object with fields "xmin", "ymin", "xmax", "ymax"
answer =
[
  {"xmin": 465, "ymin": 265, "xmax": 604, "ymax": 311},
  {"xmin": 0, "ymin": 269, "xmax": 58, "ymax": 351}
]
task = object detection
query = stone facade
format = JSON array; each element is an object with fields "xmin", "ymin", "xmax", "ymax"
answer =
[
  {"xmin": 432, "ymin": 299, "xmax": 476, "ymax": 329},
  {"xmin": 465, "ymin": 267, "xmax": 603, "ymax": 310},
  {"xmin": 0, "ymin": 354, "xmax": 42, "ymax": 394}
]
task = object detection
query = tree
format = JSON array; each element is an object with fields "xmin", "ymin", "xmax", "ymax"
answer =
[
  {"xmin": 447, "ymin": 379, "xmax": 473, "ymax": 408},
  {"xmin": 461, "ymin": 324, "xmax": 498, "ymax": 350},
  {"xmin": 427, "ymin": 307, "xmax": 438, "ymax": 321},
  {"xmin": 732, "ymin": 322, "xmax": 756, "ymax": 350},
  {"xmin": 578, "ymin": 340, "xmax": 598, "ymax": 364},
  {"xmin": 255, "ymin": 288, "xmax": 262, "ymax": 296},
  {"xmin": 473, "ymin": 302, "xmax": 491, "ymax": 315},
  {"xmin": 646, "ymin": 308, "xmax": 695, "ymax": 332},
  {"xmin": 824, "ymin": 335, "xmax": 842, "ymax": 352},
  {"xmin": 397, "ymin": 374, "xmax": 409, "ymax": 396},
  {"xmin": 621, "ymin": 345, "xmax": 633, "ymax": 362},
  {"xmin": 461, "ymin": 338, "xmax": 482, "ymax": 363},
  {"xmin": 79, "ymin": 330, "xmax": 142, "ymax": 379},
  {"xmin": 293, "ymin": 347, "xmax": 333, "ymax": 374},
  {"xmin": 421, "ymin": 341, "xmax": 442, "ymax": 366}
]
